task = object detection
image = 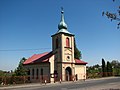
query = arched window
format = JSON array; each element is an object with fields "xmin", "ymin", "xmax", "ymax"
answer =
[
  {"xmin": 56, "ymin": 38, "xmax": 58, "ymax": 49},
  {"xmin": 66, "ymin": 37, "xmax": 70, "ymax": 47}
]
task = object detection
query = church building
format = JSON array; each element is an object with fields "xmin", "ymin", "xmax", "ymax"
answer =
[{"xmin": 23, "ymin": 9, "xmax": 87, "ymax": 83}]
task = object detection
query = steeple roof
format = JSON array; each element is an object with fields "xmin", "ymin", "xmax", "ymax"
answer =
[
  {"xmin": 58, "ymin": 8, "xmax": 67, "ymax": 30},
  {"xmin": 57, "ymin": 8, "xmax": 71, "ymax": 34}
]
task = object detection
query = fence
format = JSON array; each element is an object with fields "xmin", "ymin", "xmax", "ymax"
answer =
[
  {"xmin": 0, "ymin": 76, "xmax": 29, "ymax": 85},
  {"xmin": 0, "ymin": 74, "xmax": 85, "ymax": 85},
  {"xmin": 0, "ymin": 72, "xmax": 113, "ymax": 85}
]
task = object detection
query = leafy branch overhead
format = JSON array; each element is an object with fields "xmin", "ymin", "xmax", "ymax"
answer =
[{"xmin": 102, "ymin": 0, "xmax": 120, "ymax": 29}]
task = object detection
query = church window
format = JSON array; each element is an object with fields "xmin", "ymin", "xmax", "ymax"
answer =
[
  {"xmin": 27, "ymin": 69, "xmax": 30, "ymax": 75},
  {"xmin": 27, "ymin": 69, "xmax": 30, "ymax": 80},
  {"xmin": 36, "ymin": 69, "xmax": 39, "ymax": 79},
  {"xmin": 56, "ymin": 38, "xmax": 58, "ymax": 49},
  {"xmin": 32, "ymin": 69, "xmax": 34, "ymax": 79},
  {"xmin": 66, "ymin": 37, "xmax": 70, "ymax": 47},
  {"xmin": 41, "ymin": 68, "xmax": 43, "ymax": 80}
]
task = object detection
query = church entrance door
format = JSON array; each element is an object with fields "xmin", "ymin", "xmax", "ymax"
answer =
[{"xmin": 65, "ymin": 67, "xmax": 72, "ymax": 81}]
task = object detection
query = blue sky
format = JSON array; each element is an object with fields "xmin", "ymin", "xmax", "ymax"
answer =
[{"xmin": 0, "ymin": 0, "xmax": 120, "ymax": 71}]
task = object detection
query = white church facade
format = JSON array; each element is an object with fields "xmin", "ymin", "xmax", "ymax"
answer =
[{"xmin": 23, "ymin": 9, "xmax": 87, "ymax": 83}]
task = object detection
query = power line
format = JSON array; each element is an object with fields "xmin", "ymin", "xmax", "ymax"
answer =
[{"xmin": 0, "ymin": 48, "xmax": 51, "ymax": 52}]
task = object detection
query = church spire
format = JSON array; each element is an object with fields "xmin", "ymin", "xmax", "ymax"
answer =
[
  {"xmin": 58, "ymin": 7, "xmax": 68, "ymax": 30},
  {"xmin": 61, "ymin": 7, "xmax": 65, "ymax": 24},
  {"xmin": 57, "ymin": 7, "xmax": 73, "ymax": 35}
]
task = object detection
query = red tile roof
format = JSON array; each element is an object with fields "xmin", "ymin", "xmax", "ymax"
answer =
[
  {"xmin": 23, "ymin": 52, "xmax": 87, "ymax": 65},
  {"xmin": 75, "ymin": 59, "xmax": 87, "ymax": 65},
  {"xmin": 23, "ymin": 52, "xmax": 53, "ymax": 65}
]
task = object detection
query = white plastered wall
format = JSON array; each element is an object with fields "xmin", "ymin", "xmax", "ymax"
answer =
[
  {"xmin": 49, "ymin": 55, "xmax": 55, "ymax": 82},
  {"xmin": 24, "ymin": 63, "xmax": 50, "ymax": 83},
  {"xmin": 75, "ymin": 65, "xmax": 86, "ymax": 80}
]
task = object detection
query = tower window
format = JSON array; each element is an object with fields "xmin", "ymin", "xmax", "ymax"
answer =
[
  {"xmin": 67, "ymin": 56, "xmax": 70, "ymax": 61},
  {"xmin": 66, "ymin": 37, "xmax": 70, "ymax": 47},
  {"xmin": 56, "ymin": 38, "xmax": 58, "ymax": 49},
  {"xmin": 67, "ymin": 56, "xmax": 70, "ymax": 59}
]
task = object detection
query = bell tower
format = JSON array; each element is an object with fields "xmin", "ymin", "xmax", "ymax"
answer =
[{"xmin": 51, "ymin": 8, "xmax": 75, "ymax": 81}]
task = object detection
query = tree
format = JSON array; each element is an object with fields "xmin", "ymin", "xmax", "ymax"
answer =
[
  {"xmin": 86, "ymin": 64, "xmax": 102, "ymax": 78},
  {"xmin": 102, "ymin": 58, "xmax": 106, "ymax": 77},
  {"xmin": 74, "ymin": 38, "xmax": 82, "ymax": 59},
  {"xmin": 107, "ymin": 61, "xmax": 112, "ymax": 76},
  {"xmin": 14, "ymin": 57, "xmax": 27, "ymax": 76},
  {"xmin": 111, "ymin": 60, "xmax": 120, "ymax": 76},
  {"xmin": 102, "ymin": 0, "xmax": 120, "ymax": 29}
]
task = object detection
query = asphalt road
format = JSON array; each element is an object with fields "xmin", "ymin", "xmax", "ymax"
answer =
[{"xmin": 2, "ymin": 77, "xmax": 120, "ymax": 90}]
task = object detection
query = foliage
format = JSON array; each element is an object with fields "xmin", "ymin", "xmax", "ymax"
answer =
[
  {"xmin": 13, "ymin": 57, "xmax": 27, "ymax": 76},
  {"xmin": 74, "ymin": 38, "xmax": 82, "ymax": 59},
  {"xmin": 0, "ymin": 70, "xmax": 13, "ymax": 76},
  {"xmin": 0, "ymin": 76, "xmax": 29, "ymax": 85},
  {"xmin": 0, "ymin": 70, "xmax": 5, "ymax": 76},
  {"xmin": 106, "ymin": 61, "xmax": 112, "ymax": 76},
  {"xmin": 0, "ymin": 58, "xmax": 29, "ymax": 85},
  {"xmin": 101, "ymin": 59, "xmax": 120, "ymax": 77},
  {"xmin": 87, "ymin": 59, "xmax": 120, "ymax": 79},
  {"xmin": 111, "ymin": 60, "xmax": 120, "ymax": 76},
  {"xmin": 87, "ymin": 64, "xmax": 102, "ymax": 78},
  {"xmin": 102, "ymin": 0, "xmax": 120, "ymax": 29},
  {"xmin": 102, "ymin": 58, "xmax": 106, "ymax": 77}
]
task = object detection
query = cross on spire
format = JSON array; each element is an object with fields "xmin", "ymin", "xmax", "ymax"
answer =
[{"xmin": 61, "ymin": 7, "xmax": 64, "ymax": 13}]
